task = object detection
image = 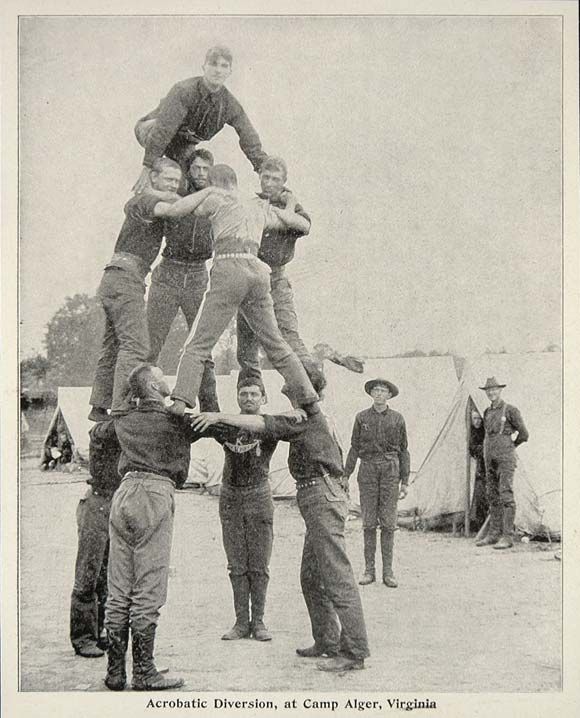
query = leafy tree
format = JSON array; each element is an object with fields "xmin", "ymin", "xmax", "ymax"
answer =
[{"xmin": 44, "ymin": 294, "xmax": 105, "ymax": 386}]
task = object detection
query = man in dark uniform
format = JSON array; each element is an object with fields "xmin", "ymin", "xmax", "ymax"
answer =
[
  {"xmin": 469, "ymin": 408, "xmax": 488, "ymax": 529},
  {"xmin": 146, "ymin": 149, "xmax": 215, "ymax": 365},
  {"xmin": 237, "ymin": 156, "xmax": 363, "ymax": 387},
  {"xmin": 192, "ymin": 374, "xmax": 370, "ymax": 673},
  {"xmin": 70, "ymin": 417, "xmax": 121, "ymax": 658},
  {"xmin": 103, "ymin": 363, "xmax": 217, "ymax": 692},
  {"xmin": 236, "ymin": 156, "xmax": 320, "ymax": 385},
  {"xmin": 89, "ymin": 158, "xmax": 221, "ymax": 421},
  {"xmin": 133, "ymin": 45, "xmax": 267, "ymax": 193},
  {"xmin": 200, "ymin": 378, "xmax": 277, "ymax": 643},
  {"xmin": 344, "ymin": 378, "xmax": 410, "ymax": 589},
  {"xmin": 475, "ymin": 377, "xmax": 529, "ymax": 550}
]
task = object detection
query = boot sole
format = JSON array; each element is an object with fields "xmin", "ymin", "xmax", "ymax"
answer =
[{"xmin": 132, "ymin": 679, "xmax": 184, "ymax": 691}]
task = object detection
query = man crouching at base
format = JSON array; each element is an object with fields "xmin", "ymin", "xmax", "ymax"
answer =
[
  {"xmin": 104, "ymin": 363, "xmax": 217, "ymax": 691},
  {"xmin": 191, "ymin": 374, "xmax": 370, "ymax": 672}
]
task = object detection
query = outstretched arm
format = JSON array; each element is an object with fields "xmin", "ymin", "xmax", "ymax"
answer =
[
  {"xmin": 191, "ymin": 412, "xmax": 267, "ymax": 434},
  {"xmin": 153, "ymin": 187, "xmax": 217, "ymax": 218}
]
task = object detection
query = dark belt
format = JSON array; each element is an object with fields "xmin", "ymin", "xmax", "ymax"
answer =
[
  {"xmin": 295, "ymin": 474, "xmax": 343, "ymax": 491},
  {"xmin": 362, "ymin": 453, "xmax": 399, "ymax": 464}
]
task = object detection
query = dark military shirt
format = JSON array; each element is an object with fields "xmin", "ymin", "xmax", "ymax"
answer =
[
  {"xmin": 344, "ymin": 406, "xmax": 411, "ymax": 483},
  {"xmin": 262, "ymin": 412, "xmax": 343, "ymax": 483},
  {"xmin": 109, "ymin": 193, "xmax": 165, "ymax": 272},
  {"xmin": 140, "ymin": 76, "xmax": 267, "ymax": 172},
  {"xmin": 115, "ymin": 400, "xmax": 202, "ymax": 489},
  {"xmin": 162, "ymin": 205, "xmax": 213, "ymax": 263},
  {"xmin": 257, "ymin": 190, "xmax": 311, "ymax": 268},
  {"xmin": 206, "ymin": 423, "xmax": 279, "ymax": 488},
  {"xmin": 483, "ymin": 400, "xmax": 529, "ymax": 447},
  {"xmin": 87, "ymin": 418, "xmax": 122, "ymax": 498}
]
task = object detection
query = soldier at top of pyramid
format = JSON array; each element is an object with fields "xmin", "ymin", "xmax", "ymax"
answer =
[{"xmin": 133, "ymin": 45, "xmax": 267, "ymax": 194}]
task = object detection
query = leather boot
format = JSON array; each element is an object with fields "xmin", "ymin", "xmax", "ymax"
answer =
[
  {"xmin": 494, "ymin": 505, "xmax": 515, "ymax": 550},
  {"xmin": 131, "ymin": 625, "xmax": 184, "ymax": 691},
  {"xmin": 476, "ymin": 506, "xmax": 502, "ymax": 546},
  {"xmin": 249, "ymin": 573, "xmax": 272, "ymax": 641},
  {"xmin": 381, "ymin": 529, "xmax": 398, "ymax": 588},
  {"xmin": 359, "ymin": 529, "xmax": 376, "ymax": 585},
  {"xmin": 104, "ymin": 627, "xmax": 128, "ymax": 691},
  {"xmin": 222, "ymin": 574, "xmax": 251, "ymax": 640}
]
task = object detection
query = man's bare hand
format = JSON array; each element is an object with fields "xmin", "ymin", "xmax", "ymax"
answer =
[
  {"xmin": 132, "ymin": 167, "xmax": 152, "ymax": 195},
  {"xmin": 190, "ymin": 412, "xmax": 223, "ymax": 432},
  {"xmin": 167, "ymin": 399, "xmax": 187, "ymax": 417},
  {"xmin": 282, "ymin": 191, "xmax": 298, "ymax": 211},
  {"xmin": 399, "ymin": 485, "xmax": 408, "ymax": 500}
]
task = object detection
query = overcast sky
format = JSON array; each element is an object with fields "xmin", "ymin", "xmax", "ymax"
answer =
[{"xmin": 19, "ymin": 14, "xmax": 562, "ymax": 359}]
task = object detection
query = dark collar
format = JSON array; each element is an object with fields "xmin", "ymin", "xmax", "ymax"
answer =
[{"xmin": 371, "ymin": 405, "xmax": 389, "ymax": 415}]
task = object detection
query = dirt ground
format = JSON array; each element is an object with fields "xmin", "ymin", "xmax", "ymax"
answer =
[{"xmin": 18, "ymin": 458, "xmax": 561, "ymax": 693}]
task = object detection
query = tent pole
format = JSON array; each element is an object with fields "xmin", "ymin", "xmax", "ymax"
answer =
[{"xmin": 465, "ymin": 403, "xmax": 471, "ymax": 538}]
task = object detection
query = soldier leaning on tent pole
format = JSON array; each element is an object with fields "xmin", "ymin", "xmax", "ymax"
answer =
[
  {"xmin": 192, "ymin": 372, "xmax": 370, "ymax": 673},
  {"xmin": 133, "ymin": 45, "xmax": 267, "ymax": 194},
  {"xmin": 103, "ymin": 363, "xmax": 218, "ymax": 692},
  {"xmin": 69, "ymin": 417, "xmax": 121, "ymax": 658},
  {"xmin": 344, "ymin": 378, "xmax": 410, "ymax": 588},
  {"xmin": 475, "ymin": 377, "xmax": 529, "ymax": 550}
]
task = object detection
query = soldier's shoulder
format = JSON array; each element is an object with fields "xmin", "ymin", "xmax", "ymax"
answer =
[{"xmin": 389, "ymin": 408, "xmax": 406, "ymax": 422}]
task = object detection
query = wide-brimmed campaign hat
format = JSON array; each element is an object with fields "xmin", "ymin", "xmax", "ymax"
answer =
[
  {"xmin": 364, "ymin": 378, "xmax": 399, "ymax": 398},
  {"xmin": 479, "ymin": 376, "xmax": 506, "ymax": 390}
]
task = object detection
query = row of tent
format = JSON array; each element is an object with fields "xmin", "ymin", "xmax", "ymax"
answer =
[{"xmin": 40, "ymin": 353, "xmax": 561, "ymax": 538}]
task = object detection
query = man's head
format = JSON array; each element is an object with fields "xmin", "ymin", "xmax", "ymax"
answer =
[
  {"xmin": 485, "ymin": 386, "xmax": 503, "ymax": 403},
  {"xmin": 364, "ymin": 378, "xmax": 398, "ymax": 410},
  {"xmin": 202, "ymin": 45, "xmax": 233, "ymax": 90},
  {"xmin": 189, "ymin": 149, "xmax": 214, "ymax": 190},
  {"xmin": 260, "ymin": 156, "xmax": 288, "ymax": 201},
  {"xmin": 128, "ymin": 364, "xmax": 171, "ymax": 402},
  {"xmin": 237, "ymin": 378, "xmax": 267, "ymax": 415},
  {"xmin": 150, "ymin": 158, "xmax": 182, "ymax": 193},
  {"xmin": 471, "ymin": 410, "xmax": 483, "ymax": 428},
  {"xmin": 208, "ymin": 164, "xmax": 237, "ymax": 190},
  {"xmin": 479, "ymin": 377, "xmax": 506, "ymax": 404}
]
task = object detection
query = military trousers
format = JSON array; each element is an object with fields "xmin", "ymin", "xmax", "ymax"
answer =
[
  {"xmin": 484, "ymin": 435, "xmax": 517, "ymax": 510},
  {"xmin": 90, "ymin": 267, "xmax": 150, "ymax": 413},
  {"xmin": 357, "ymin": 458, "xmax": 400, "ymax": 530},
  {"xmin": 172, "ymin": 256, "xmax": 318, "ymax": 408},
  {"xmin": 297, "ymin": 476, "xmax": 370, "ymax": 661},
  {"xmin": 105, "ymin": 473, "xmax": 175, "ymax": 634},
  {"xmin": 237, "ymin": 265, "xmax": 317, "ymax": 384},
  {"xmin": 219, "ymin": 481, "xmax": 274, "ymax": 579},
  {"xmin": 70, "ymin": 488, "xmax": 111, "ymax": 651}
]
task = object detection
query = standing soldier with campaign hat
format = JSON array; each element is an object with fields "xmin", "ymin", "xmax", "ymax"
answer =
[
  {"xmin": 344, "ymin": 378, "xmax": 410, "ymax": 588},
  {"xmin": 476, "ymin": 377, "xmax": 529, "ymax": 550}
]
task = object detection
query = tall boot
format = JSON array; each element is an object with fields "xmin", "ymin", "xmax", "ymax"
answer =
[
  {"xmin": 381, "ymin": 529, "xmax": 398, "ymax": 588},
  {"xmin": 476, "ymin": 505, "xmax": 502, "ymax": 546},
  {"xmin": 359, "ymin": 529, "xmax": 376, "ymax": 585},
  {"xmin": 494, "ymin": 505, "xmax": 515, "ymax": 550},
  {"xmin": 104, "ymin": 626, "xmax": 128, "ymax": 691},
  {"xmin": 249, "ymin": 572, "xmax": 272, "ymax": 642},
  {"xmin": 131, "ymin": 624, "xmax": 184, "ymax": 691},
  {"xmin": 221, "ymin": 574, "xmax": 251, "ymax": 640}
]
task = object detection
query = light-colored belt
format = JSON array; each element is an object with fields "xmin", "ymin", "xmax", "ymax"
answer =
[{"xmin": 214, "ymin": 253, "xmax": 258, "ymax": 260}]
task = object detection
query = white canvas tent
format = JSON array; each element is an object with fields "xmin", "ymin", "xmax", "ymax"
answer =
[
  {"xmin": 410, "ymin": 353, "xmax": 561, "ymax": 538},
  {"xmin": 322, "ymin": 357, "xmax": 459, "ymax": 510},
  {"xmin": 42, "ymin": 372, "xmax": 296, "ymax": 496}
]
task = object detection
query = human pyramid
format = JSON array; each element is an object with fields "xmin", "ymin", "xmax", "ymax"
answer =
[
  {"xmin": 73, "ymin": 45, "xmax": 375, "ymax": 692},
  {"xmin": 72, "ymin": 44, "xmax": 530, "ymax": 692}
]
